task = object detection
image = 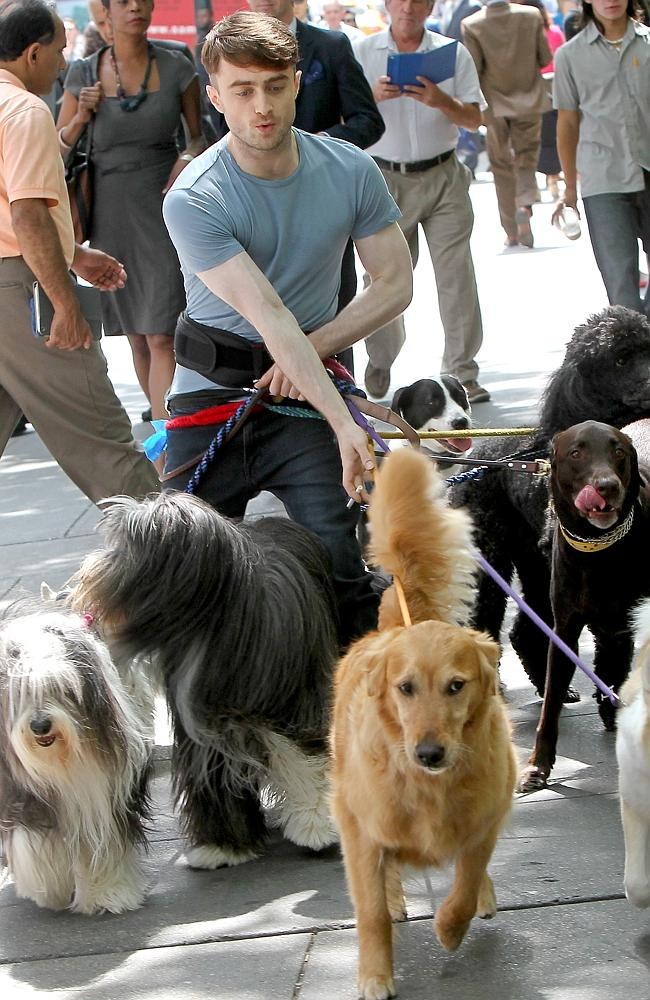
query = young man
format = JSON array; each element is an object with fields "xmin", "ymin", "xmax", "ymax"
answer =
[
  {"xmin": 0, "ymin": 0, "xmax": 158, "ymax": 502},
  {"xmin": 553, "ymin": 0, "xmax": 650, "ymax": 317},
  {"xmin": 162, "ymin": 11, "xmax": 412, "ymax": 646}
]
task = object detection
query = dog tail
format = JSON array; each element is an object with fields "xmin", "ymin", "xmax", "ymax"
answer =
[
  {"xmin": 632, "ymin": 598, "xmax": 650, "ymax": 698},
  {"xmin": 368, "ymin": 448, "xmax": 476, "ymax": 627}
]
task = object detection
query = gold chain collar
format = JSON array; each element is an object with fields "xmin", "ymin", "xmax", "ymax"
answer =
[{"xmin": 556, "ymin": 505, "xmax": 635, "ymax": 553}]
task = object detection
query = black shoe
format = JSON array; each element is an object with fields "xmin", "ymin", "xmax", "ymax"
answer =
[
  {"xmin": 11, "ymin": 414, "xmax": 28, "ymax": 436},
  {"xmin": 364, "ymin": 363, "xmax": 391, "ymax": 399},
  {"xmin": 141, "ymin": 407, "xmax": 152, "ymax": 423},
  {"xmin": 462, "ymin": 380, "xmax": 491, "ymax": 403}
]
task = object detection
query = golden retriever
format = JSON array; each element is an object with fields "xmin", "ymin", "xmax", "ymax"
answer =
[{"xmin": 330, "ymin": 449, "xmax": 517, "ymax": 1000}]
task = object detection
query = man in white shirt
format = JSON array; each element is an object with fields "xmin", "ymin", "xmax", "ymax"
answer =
[
  {"xmin": 320, "ymin": 1, "xmax": 365, "ymax": 40},
  {"xmin": 354, "ymin": 0, "xmax": 489, "ymax": 402}
]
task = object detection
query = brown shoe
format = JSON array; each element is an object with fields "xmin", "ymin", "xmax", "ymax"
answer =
[
  {"xmin": 364, "ymin": 363, "xmax": 391, "ymax": 399},
  {"xmin": 463, "ymin": 380, "xmax": 491, "ymax": 403},
  {"xmin": 515, "ymin": 207, "xmax": 534, "ymax": 248}
]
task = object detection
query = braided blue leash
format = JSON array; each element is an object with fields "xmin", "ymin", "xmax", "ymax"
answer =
[
  {"xmin": 444, "ymin": 466, "xmax": 488, "ymax": 485},
  {"xmin": 185, "ymin": 393, "xmax": 259, "ymax": 495}
]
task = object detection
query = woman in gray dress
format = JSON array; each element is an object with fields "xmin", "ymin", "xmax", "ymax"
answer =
[{"xmin": 57, "ymin": 0, "xmax": 204, "ymax": 423}]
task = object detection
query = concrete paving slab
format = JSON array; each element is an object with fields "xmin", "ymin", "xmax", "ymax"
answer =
[
  {"xmin": 0, "ymin": 931, "xmax": 310, "ymax": 1000},
  {"xmin": 0, "ymin": 785, "xmax": 626, "ymax": 963},
  {"xmin": 300, "ymin": 898, "xmax": 650, "ymax": 1000},
  {"xmin": 0, "ymin": 536, "xmax": 98, "ymax": 597}
]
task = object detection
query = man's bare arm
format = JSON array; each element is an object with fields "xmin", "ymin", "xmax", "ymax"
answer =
[
  {"xmin": 308, "ymin": 221, "xmax": 413, "ymax": 359},
  {"xmin": 11, "ymin": 198, "xmax": 91, "ymax": 350},
  {"xmin": 555, "ymin": 108, "xmax": 580, "ymax": 212},
  {"xmin": 557, "ymin": 108, "xmax": 580, "ymax": 208},
  {"xmin": 403, "ymin": 81, "xmax": 482, "ymax": 131}
]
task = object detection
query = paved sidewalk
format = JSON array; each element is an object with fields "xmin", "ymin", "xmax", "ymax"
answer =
[{"xmin": 2, "ymin": 177, "xmax": 649, "ymax": 998}]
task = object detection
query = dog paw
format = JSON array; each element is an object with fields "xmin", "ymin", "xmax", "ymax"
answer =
[
  {"xmin": 598, "ymin": 698, "xmax": 617, "ymax": 732},
  {"xmin": 434, "ymin": 909, "xmax": 470, "ymax": 953},
  {"xmin": 358, "ymin": 973, "xmax": 396, "ymax": 999},
  {"xmin": 625, "ymin": 879, "xmax": 650, "ymax": 909},
  {"xmin": 177, "ymin": 845, "xmax": 259, "ymax": 870},
  {"xmin": 516, "ymin": 765, "xmax": 548, "ymax": 794},
  {"xmin": 564, "ymin": 685, "xmax": 581, "ymax": 704},
  {"xmin": 475, "ymin": 876, "xmax": 496, "ymax": 919},
  {"xmin": 279, "ymin": 808, "xmax": 338, "ymax": 851}
]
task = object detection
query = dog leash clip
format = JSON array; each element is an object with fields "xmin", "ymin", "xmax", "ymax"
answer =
[{"xmin": 533, "ymin": 459, "xmax": 551, "ymax": 477}]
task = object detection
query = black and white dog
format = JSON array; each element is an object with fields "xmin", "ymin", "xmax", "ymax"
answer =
[
  {"xmin": 72, "ymin": 492, "xmax": 339, "ymax": 870},
  {"xmin": 391, "ymin": 376, "xmax": 473, "ymax": 465},
  {"xmin": 0, "ymin": 604, "xmax": 153, "ymax": 913}
]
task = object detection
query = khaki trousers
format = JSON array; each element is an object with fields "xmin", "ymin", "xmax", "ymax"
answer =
[
  {"xmin": 484, "ymin": 110, "xmax": 542, "ymax": 239},
  {"xmin": 365, "ymin": 153, "xmax": 483, "ymax": 384},
  {"xmin": 0, "ymin": 256, "xmax": 159, "ymax": 503}
]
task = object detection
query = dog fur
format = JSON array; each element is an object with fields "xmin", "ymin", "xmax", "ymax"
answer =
[
  {"xmin": 617, "ymin": 598, "xmax": 650, "ymax": 908},
  {"xmin": 449, "ymin": 306, "xmax": 650, "ymax": 695},
  {"xmin": 0, "ymin": 603, "xmax": 153, "ymax": 914},
  {"xmin": 518, "ymin": 421, "xmax": 650, "ymax": 793},
  {"xmin": 331, "ymin": 449, "xmax": 517, "ymax": 1000},
  {"xmin": 391, "ymin": 376, "xmax": 472, "ymax": 460},
  {"xmin": 71, "ymin": 492, "xmax": 339, "ymax": 867}
]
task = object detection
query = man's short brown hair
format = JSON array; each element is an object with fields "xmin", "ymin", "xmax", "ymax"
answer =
[{"xmin": 202, "ymin": 11, "xmax": 298, "ymax": 76}]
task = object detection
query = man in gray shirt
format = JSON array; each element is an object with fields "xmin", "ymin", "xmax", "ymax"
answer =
[{"xmin": 553, "ymin": 0, "xmax": 650, "ymax": 317}]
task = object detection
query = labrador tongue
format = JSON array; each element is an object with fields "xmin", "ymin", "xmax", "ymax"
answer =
[
  {"xmin": 442, "ymin": 437, "xmax": 473, "ymax": 453},
  {"xmin": 574, "ymin": 485, "xmax": 608, "ymax": 512}
]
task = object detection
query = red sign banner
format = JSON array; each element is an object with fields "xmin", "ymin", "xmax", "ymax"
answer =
[{"xmin": 149, "ymin": 0, "xmax": 197, "ymax": 47}]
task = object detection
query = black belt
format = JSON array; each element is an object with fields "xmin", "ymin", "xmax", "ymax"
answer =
[{"xmin": 373, "ymin": 149, "xmax": 454, "ymax": 174}]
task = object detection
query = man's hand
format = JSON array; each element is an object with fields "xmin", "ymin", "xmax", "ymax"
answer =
[
  {"xmin": 403, "ymin": 77, "xmax": 449, "ymax": 110},
  {"xmin": 336, "ymin": 422, "xmax": 376, "ymax": 503},
  {"xmin": 373, "ymin": 75, "xmax": 402, "ymax": 103},
  {"xmin": 47, "ymin": 303, "xmax": 93, "ymax": 351},
  {"xmin": 551, "ymin": 188, "xmax": 580, "ymax": 227},
  {"xmin": 254, "ymin": 363, "xmax": 307, "ymax": 400},
  {"xmin": 72, "ymin": 246, "xmax": 127, "ymax": 291}
]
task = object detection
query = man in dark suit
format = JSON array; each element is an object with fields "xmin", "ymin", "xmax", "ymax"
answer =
[{"xmin": 213, "ymin": 0, "xmax": 385, "ymax": 370}]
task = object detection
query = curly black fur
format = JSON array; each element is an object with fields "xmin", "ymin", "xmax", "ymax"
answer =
[{"xmin": 449, "ymin": 306, "xmax": 650, "ymax": 692}]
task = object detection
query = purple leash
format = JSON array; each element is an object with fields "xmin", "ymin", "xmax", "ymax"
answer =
[
  {"xmin": 345, "ymin": 397, "xmax": 391, "ymax": 454},
  {"xmin": 474, "ymin": 550, "xmax": 619, "ymax": 705}
]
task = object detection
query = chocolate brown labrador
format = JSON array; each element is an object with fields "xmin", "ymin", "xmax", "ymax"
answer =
[{"xmin": 518, "ymin": 420, "xmax": 650, "ymax": 793}]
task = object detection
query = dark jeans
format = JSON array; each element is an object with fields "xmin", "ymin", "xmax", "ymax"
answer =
[
  {"xmin": 582, "ymin": 174, "xmax": 650, "ymax": 320},
  {"xmin": 163, "ymin": 405, "xmax": 379, "ymax": 649}
]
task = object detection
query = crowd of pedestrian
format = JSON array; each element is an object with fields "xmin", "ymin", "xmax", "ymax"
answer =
[{"xmin": 1, "ymin": 0, "xmax": 649, "ymax": 640}]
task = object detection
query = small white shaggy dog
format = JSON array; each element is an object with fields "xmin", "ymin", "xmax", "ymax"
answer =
[
  {"xmin": 0, "ymin": 603, "xmax": 153, "ymax": 914},
  {"xmin": 616, "ymin": 597, "xmax": 650, "ymax": 908}
]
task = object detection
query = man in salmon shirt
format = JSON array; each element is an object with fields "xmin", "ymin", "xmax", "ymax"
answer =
[{"xmin": 0, "ymin": 0, "xmax": 158, "ymax": 501}]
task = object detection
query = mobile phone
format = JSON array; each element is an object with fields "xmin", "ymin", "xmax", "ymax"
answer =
[{"xmin": 31, "ymin": 280, "xmax": 103, "ymax": 340}]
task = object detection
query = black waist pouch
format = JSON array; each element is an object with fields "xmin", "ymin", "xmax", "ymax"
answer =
[{"xmin": 174, "ymin": 311, "xmax": 273, "ymax": 388}]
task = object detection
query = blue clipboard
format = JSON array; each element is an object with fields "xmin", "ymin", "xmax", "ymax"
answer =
[{"xmin": 387, "ymin": 41, "xmax": 457, "ymax": 89}]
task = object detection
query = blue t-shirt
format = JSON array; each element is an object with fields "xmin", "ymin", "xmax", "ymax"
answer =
[{"xmin": 163, "ymin": 129, "xmax": 400, "ymax": 396}]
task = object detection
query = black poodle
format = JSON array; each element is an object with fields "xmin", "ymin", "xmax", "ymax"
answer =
[{"xmin": 449, "ymin": 306, "xmax": 650, "ymax": 695}]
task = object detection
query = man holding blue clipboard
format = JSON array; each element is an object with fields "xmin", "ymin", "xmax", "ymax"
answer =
[{"xmin": 353, "ymin": 0, "xmax": 489, "ymax": 404}]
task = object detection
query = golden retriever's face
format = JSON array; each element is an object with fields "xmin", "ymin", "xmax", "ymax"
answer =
[{"xmin": 364, "ymin": 622, "xmax": 499, "ymax": 774}]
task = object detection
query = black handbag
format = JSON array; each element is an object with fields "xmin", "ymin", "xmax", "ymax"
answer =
[{"xmin": 64, "ymin": 60, "xmax": 96, "ymax": 244}]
